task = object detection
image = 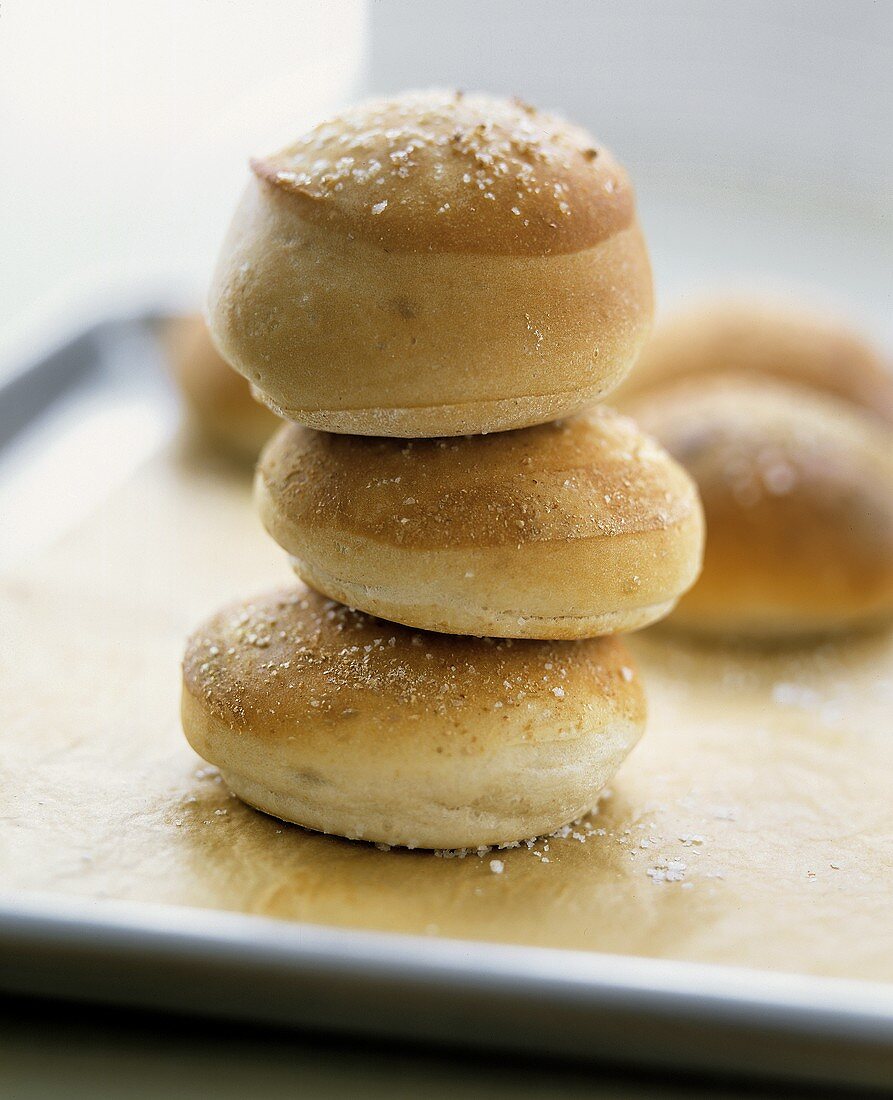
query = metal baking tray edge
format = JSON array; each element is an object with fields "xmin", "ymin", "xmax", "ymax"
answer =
[{"xmin": 1, "ymin": 890, "xmax": 892, "ymax": 1089}]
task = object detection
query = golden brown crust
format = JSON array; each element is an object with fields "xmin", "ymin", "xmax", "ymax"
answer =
[
  {"xmin": 163, "ymin": 315, "xmax": 279, "ymax": 460},
  {"xmin": 182, "ymin": 587, "xmax": 641, "ymax": 737},
  {"xmin": 629, "ymin": 377, "xmax": 893, "ymax": 635},
  {"xmin": 254, "ymin": 409, "xmax": 704, "ymax": 638},
  {"xmin": 252, "ymin": 90, "xmax": 634, "ymax": 257},
  {"xmin": 181, "ymin": 586, "xmax": 646, "ymax": 847},
  {"xmin": 259, "ymin": 408, "xmax": 697, "ymax": 549},
  {"xmin": 615, "ymin": 299, "xmax": 893, "ymax": 426}
]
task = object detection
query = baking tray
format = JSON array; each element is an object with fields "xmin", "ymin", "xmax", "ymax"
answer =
[{"xmin": 1, "ymin": 310, "xmax": 891, "ymax": 1091}]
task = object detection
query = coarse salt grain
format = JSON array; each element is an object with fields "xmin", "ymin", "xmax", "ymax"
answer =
[{"xmin": 646, "ymin": 857, "xmax": 687, "ymax": 884}]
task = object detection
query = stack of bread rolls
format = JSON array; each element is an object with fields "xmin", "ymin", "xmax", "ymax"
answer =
[
  {"xmin": 615, "ymin": 301, "xmax": 893, "ymax": 638},
  {"xmin": 181, "ymin": 91, "xmax": 705, "ymax": 849}
]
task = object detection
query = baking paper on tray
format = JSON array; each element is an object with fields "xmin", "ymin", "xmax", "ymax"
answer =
[{"xmin": 2, "ymin": 443, "xmax": 891, "ymax": 981}]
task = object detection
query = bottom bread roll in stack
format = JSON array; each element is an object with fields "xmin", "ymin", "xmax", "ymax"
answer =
[{"xmin": 181, "ymin": 588, "xmax": 645, "ymax": 850}]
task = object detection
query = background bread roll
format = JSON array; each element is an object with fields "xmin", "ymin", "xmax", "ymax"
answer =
[
  {"xmin": 181, "ymin": 587, "xmax": 646, "ymax": 849},
  {"xmin": 628, "ymin": 376, "xmax": 893, "ymax": 637},
  {"xmin": 614, "ymin": 299, "xmax": 893, "ymax": 426},
  {"xmin": 256, "ymin": 408, "xmax": 704, "ymax": 638},
  {"xmin": 164, "ymin": 315, "xmax": 279, "ymax": 461},
  {"xmin": 208, "ymin": 90, "xmax": 653, "ymax": 437}
]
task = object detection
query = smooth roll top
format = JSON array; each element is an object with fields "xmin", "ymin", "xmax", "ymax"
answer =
[
  {"xmin": 629, "ymin": 376, "xmax": 893, "ymax": 636},
  {"xmin": 615, "ymin": 299, "xmax": 893, "ymax": 425}
]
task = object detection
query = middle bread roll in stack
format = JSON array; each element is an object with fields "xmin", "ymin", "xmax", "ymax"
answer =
[
  {"xmin": 182, "ymin": 90, "xmax": 704, "ymax": 850},
  {"xmin": 256, "ymin": 410, "xmax": 703, "ymax": 638}
]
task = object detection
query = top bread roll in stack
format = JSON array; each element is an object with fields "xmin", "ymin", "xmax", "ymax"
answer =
[
  {"xmin": 181, "ymin": 91, "xmax": 704, "ymax": 850},
  {"xmin": 209, "ymin": 90, "xmax": 652, "ymax": 436}
]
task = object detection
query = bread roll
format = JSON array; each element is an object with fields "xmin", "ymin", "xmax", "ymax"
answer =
[
  {"xmin": 255, "ymin": 408, "xmax": 704, "ymax": 639},
  {"xmin": 181, "ymin": 587, "xmax": 646, "ymax": 849},
  {"xmin": 208, "ymin": 90, "xmax": 652, "ymax": 437},
  {"xmin": 628, "ymin": 377, "xmax": 893, "ymax": 637},
  {"xmin": 164, "ymin": 315, "xmax": 279, "ymax": 460},
  {"xmin": 615, "ymin": 299, "xmax": 893, "ymax": 425}
]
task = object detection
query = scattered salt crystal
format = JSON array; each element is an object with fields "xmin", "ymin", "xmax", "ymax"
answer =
[
  {"xmin": 489, "ymin": 859, "xmax": 505, "ymax": 874},
  {"xmin": 620, "ymin": 667, "xmax": 634, "ymax": 682},
  {"xmin": 647, "ymin": 857, "xmax": 687, "ymax": 884},
  {"xmin": 371, "ymin": 200, "xmax": 388, "ymax": 215}
]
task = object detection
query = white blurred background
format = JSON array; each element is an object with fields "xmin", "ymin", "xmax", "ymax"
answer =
[
  {"xmin": 0, "ymin": 0, "xmax": 890, "ymax": 367},
  {"xmin": 371, "ymin": 1, "xmax": 892, "ymax": 340},
  {"xmin": 0, "ymin": 0, "xmax": 368, "ymax": 365}
]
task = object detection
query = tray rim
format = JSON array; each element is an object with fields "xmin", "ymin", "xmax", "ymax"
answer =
[{"xmin": 1, "ymin": 889, "xmax": 892, "ymax": 1087}]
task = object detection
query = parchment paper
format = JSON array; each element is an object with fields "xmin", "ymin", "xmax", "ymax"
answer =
[{"xmin": 2, "ymin": 440, "xmax": 891, "ymax": 981}]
